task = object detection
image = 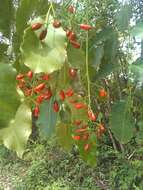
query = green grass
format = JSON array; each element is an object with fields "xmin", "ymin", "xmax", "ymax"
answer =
[{"xmin": 0, "ymin": 139, "xmax": 143, "ymax": 190}]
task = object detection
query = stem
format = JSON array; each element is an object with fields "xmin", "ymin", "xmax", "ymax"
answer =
[
  {"xmin": 108, "ymin": 129, "xmax": 118, "ymax": 152},
  {"xmin": 86, "ymin": 31, "xmax": 91, "ymax": 108},
  {"xmin": 50, "ymin": 0, "xmax": 56, "ymax": 18},
  {"xmin": 85, "ymin": 0, "xmax": 91, "ymax": 109}
]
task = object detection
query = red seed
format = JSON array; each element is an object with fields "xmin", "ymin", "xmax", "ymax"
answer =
[
  {"xmin": 72, "ymin": 135, "xmax": 81, "ymax": 140},
  {"xmin": 41, "ymin": 74, "xmax": 50, "ymax": 81},
  {"xmin": 33, "ymin": 106, "xmax": 40, "ymax": 117},
  {"xmin": 84, "ymin": 144, "xmax": 90, "ymax": 151},
  {"xmin": 80, "ymin": 24, "xmax": 92, "ymax": 31},
  {"xmin": 74, "ymin": 103, "xmax": 86, "ymax": 109},
  {"xmin": 36, "ymin": 95, "xmax": 44, "ymax": 104},
  {"xmin": 69, "ymin": 68, "xmax": 77, "ymax": 78},
  {"xmin": 68, "ymin": 6, "xmax": 75, "ymax": 13},
  {"xmin": 70, "ymin": 40, "xmax": 80, "ymax": 49},
  {"xmin": 31, "ymin": 23, "xmax": 42, "ymax": 30},
  {"xmin": 53, "ymin": 101, "xmax": 59, "ymax": 112},
  {"xmin": 88, "ymin": 110, "xmax": 96, "ymax": 122},
  {"xmin": 74, "ymin": 120, "xmax": 82, "ymax": 126},
  {"xmin": 34, "ymin": 83, "xmax": 45, "ymax": 93},
  {"xmin": 59, "ymin": 90, "xmax": 65, "ymax": 101},
  {"xmin": 16, "ymin": 74, "xmax": 24, "ymax": 80},
  {"xmin": 39, "ymin": 29, "xmax": 47, "ymax": 40},
  {"xmin": 53, "ymin": 20, "xmax": 61, "ymax": 28},
  {"xmin": 27, "ymin": 71, "xmax": 33, "ymax": 79},
  {"xmin": 43, "ymin": 89, "xmax": 52, "ymax": 100},
  {"xmin": 75, "ymin": 128, "xmax": 87, "ymax": 133},
  {"xmin": 68, "ymin": 32, "xmax": 76, "ymax": 41},
  {"xmin": 65, "ymin": 89, "xmax": 74, "ymax": 97},
  {"xmin": 99, "ymin": 89, "xmax": 107, "ymax": 98}
]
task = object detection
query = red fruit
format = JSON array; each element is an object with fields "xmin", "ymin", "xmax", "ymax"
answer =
[
  {"xmin": 74, "ymin": 120, "xmax": 82, "ymax": 126},
  {"xmin": 84, "ymin": 144, "xmax": 90, "ymax": 151},
  {"xmin": 53, "ymin": 101, "xmax": 59, "ymax": 112},
  {"xmin": 68, "ymin": 32, "xmax": 76, "ymax": 41},
  {"xmin": 68, "ymin": 6, "xmax": 75, "ymax": 13},
  {"xmin": 70, "ymin": 40, "xmax": 80, "ymax": 49},
  {"xmin": 33, "ymin": 106, "xmax": 40, "ymax": 117},
  {"xmin": 31, "ymin": 23, "xmax": 42, "ymax": 30},
  {"xmin": 69, "ymin": 68, "xmax": 77, "ymax": 78},
  {"xmin": 36, "ymin": 95, "xmax": 44, "ymax": 104},
  {"xmin": 34, "ymin": 83, "xmax": 45, "ymax": 93},
  {"xmin": 53, "ymin": 20, "xmax": 61, "ymax": 28},
  {"xmin": 74, "ymin": 103, "xmax": 86, "ymax": 109},
  {"xmin": 75, "ymin": 128, "xmax": 87, "ymax": 133},
  {"xmin": 72, "ymin": 135, "xmax": 81, "ymax": 140},
  {"xmin": 88, "ymin": 110, "xmax": 96, "ymax": 122},
  {"xmin": 99, "ymin": 89, "xmax": 107, "ymax": 98},
  {"xmin": 43, "ymin": 89, "xmax": 52, "ymax": 100},
  {"xmin": 99, "ymin": 124, "xmax": 106, "ymax": 133},
  {"xmin": 41, "ymin": 74, "xmax": 50, "ymax": 81},
  {"xmin": 16, "ymin": 74, "xmax": 24, "ymax": 80},
  {"xmin": 80, "ymin": 24, "xmax": 92, "ymax": 31},
  {"xmin": 27, "ymin": 71, "xmax": 33, "ymax": 79},
  {"xmin": 59, "ymin": 90, "xmax": 65, "ymax": 101},
  {"xmin": 39, "ymin": 29, "xmax": 47, "ymax": 40},
  {"xmin": 65, "ymin": 89, "xmax": 74, "ymax": 97}
]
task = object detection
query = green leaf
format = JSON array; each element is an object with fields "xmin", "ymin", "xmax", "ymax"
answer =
[
  {"xmin": 0, "ymin": 0, "xmax": 14, "ymax": 38},
  {"xmin": 131, "ymin": 22, "xmax": 143, "ymax": 39},
  {"xmin": 14, "ymin": 0, "xmax": 50, "ymax": 54},
  {"xmin": 56, "ymin": 123, "xmax": 73, "ymax": 151},
  {"xmin": 0, "ymin": 63, "xmax": 20, "ymax": 129},
  {"xmin": 130, "ymin": 59, "xmax": 143, "ymax": 82},
  {"xmin": 36, "ymin": 99, "xmax": 58, "ymax": 138},
  {"xmin": 0, "ymin": 102, "xmax": 32, "ymax": 158},
  {"xmin": 21, "ymin": 17, "xmax": 67, "ymax": 74},
  {"xmin": 110, "ymin": 100, "xmax": 134, "ymax": 144},
  {"xmin": 116, "ymin": 4, "xmax": 132, "ymax": 32},
  {"xmin": 67, "ymin": 44, "xmax": 85, "ymax": 68}
]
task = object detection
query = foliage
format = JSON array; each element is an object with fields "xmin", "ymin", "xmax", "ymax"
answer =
[{"xmin": 0, "ymin": 0, "xmax": 143, "ymax": 167}]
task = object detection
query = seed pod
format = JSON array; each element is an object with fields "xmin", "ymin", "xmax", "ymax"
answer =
[
  {"xmin": 59, "ymin": 90, "xmax": 65, "ymax": 101},
  {"xmin": 99, "ymin": 89, "xmax": 107, "ymax": 97},
  {"xmin": 43, "ymin": 89, "xmax": 52, "ymax": 100},
  {"xmin": 31, "ymin": 23, "xmax": 43, "ymax": 30},
  {"xmin": 65, "ymin": 89, "xmax": 74, "ymax": 97},
  {"xmin": 84, "ymin": 144, "xmax": 90, "ymax": 151},
  {"xmin": 39, "ymin": 29, "xmax": 47, "ymax": 40},
  {"xmin": 41, "ymin": 74, "xmax": 50, "ymax": 81},
  {"xmin": 75, "ymin": 128, "xmax": 87, "ymax": 133},
  {"xmin": 74, "ymin": 120, "xmax": 82, "ymax": 126},
  {"xmin": 33, "ymin": 106, "xmax": 40, "ymax": 117},
  {"xmin": 34, "ymin": 83, "xmax": 45, "ymax": 93},
  {"xmin": 68, "ymin": 31, "xmax": 76, "ymax": 41},
  {"xmin": 53, "ymin": 20, "xmax": 61, "ymax": 28},
  {"xmin": 88, "ymin": 110, "xmax": 96, "ymax": 122},
  {"xmin": 16, "ymin": 74, "xmax": 24, "ymax": 80},
  {"xmin": 68, "ymin": 6, "xmax": 75, "ymax": 13},
  {"xmin": 53, "ymin": 101, "xmax": 59, "ymax": 112},
  {"xmin": 27, "ymin": 71, "xmax": 33, "ymax": 79},
  {"xmin": 72, "ymin": 135, "xmax": 81, "ymax": 140},
  {"xmin": 69, "ymin": 68, "xmax": 77, "ymax": 78},
  {"xmin": 80, "ymin": 24, "xmax": 92, "ymax": 31},
  {"xmin": 74, "ymin": 103, "xmax": 86, "ymax": 109},
  {"xmin": 70, "ymin": 40, "xmax": 80, "ymax": 49},
  {"xmin": 36, "ymin": 95, "xmax": 44, "ymax": 104}
]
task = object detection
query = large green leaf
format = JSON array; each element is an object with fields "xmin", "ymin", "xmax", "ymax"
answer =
[
  {"xmin": 0, "ymin": 102, "xmax": 32, "ymax": 158},
  {"xmin": 0, "ymin": 63, "xmax": 20, "ymax": 129},
  {"xmin": 21, "ymin": 17, "xmax": 67, "ymax": 73},
  {"xmin": 36, "ymin": 99, "xmax": 58, "ymax": 138},
  {"xmin": 56, "ymin": 123, "xmax": 73, "ymax": 151},
  {"xmin": 116, "ymin": 4, "xmax": 132, "ymax": 32},
  {"xmin": 110, "ymin": 100, "xmax": 134, "ymax": 144},
  {"xmin": 131, "ymin": 22, "xmax": 143, "ymax": 39},
  {"xmin": 0, "ymin": 0, "xmax": 14, "ymax": 38}
]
